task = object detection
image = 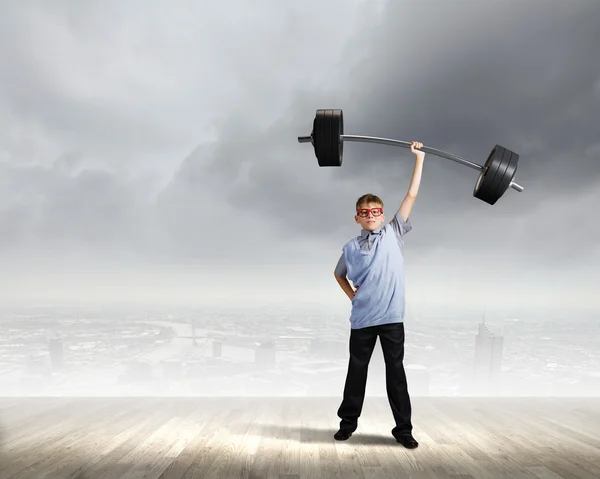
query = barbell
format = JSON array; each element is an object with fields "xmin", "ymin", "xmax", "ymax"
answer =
[{"xmin": 297, "ymin": 109, "xmax": 524, "ymax": 205}]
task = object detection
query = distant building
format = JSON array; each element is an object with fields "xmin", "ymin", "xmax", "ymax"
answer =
[{"xmin": 472, "ymin": 321, "xmax": 504, "ymax": 394}]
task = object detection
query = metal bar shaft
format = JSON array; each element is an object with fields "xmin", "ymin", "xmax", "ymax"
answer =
[
  {"xmin": 341, "ymin": 134, "xmax": 482, "ymax": 171},
  {"xmin": 509, "ymin": 182, "xmax": 524, "ymax": 192},
  {"xmin": 340, "ymin": 134, "xmax": 523, "ymax": 192}
]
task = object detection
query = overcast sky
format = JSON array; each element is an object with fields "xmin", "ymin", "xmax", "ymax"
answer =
[{"xmin": 1, "ymin": 0, "xmax": 599, "ymax": 314}]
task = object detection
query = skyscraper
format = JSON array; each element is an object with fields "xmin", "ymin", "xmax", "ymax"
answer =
[{"xmin": 472, "ymin": 316, "xmax": 504, "ymax": 394}]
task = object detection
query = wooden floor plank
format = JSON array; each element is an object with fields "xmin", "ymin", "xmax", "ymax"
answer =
[
  {"xmin": 61, "ymin": 398, "xmax": 168, "ymax": 479},
  {"xmin": 0, "ymin": 397, "xmax": 598, "ymax": 479},
  {"xmin": 0, "ymin": 400, "xmax": 125, "ymax": 478}
]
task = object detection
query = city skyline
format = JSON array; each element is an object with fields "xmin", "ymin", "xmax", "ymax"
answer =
[{"xmin": 1, "ymin": 304, "xmax": 598, "ymax": 398}]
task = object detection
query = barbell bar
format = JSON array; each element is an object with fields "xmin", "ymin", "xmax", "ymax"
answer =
[{"xmin": 297, "ymin": 109, "xmax": 524, "ymax": 205}]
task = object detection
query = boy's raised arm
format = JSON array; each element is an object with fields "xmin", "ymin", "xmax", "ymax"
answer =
[{"xmin": 398, "ymin": 141, "xmax": 425, "ymax": 222}]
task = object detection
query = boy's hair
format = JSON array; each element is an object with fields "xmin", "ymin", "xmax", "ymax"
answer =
[{"xmin": 356, "ymin": 193, "xmax": 384, "ymax": 210}]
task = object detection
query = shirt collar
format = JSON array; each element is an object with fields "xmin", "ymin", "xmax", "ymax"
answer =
[{"xmin": 361, "ymin": 227, "xmax": 382, "ymax": 237}]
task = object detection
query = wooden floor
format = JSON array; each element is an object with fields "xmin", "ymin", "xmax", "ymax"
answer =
[{"xmin": 0, "ymin": 397, "xmax": 599, "ymax": 479}]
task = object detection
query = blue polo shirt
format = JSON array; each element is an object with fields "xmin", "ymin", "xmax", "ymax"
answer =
[{"xmin": 335, "ymin": 211, "xmax": 412, "ymax": 329}]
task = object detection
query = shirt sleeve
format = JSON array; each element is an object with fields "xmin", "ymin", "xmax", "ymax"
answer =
[
  {"xmin": 334, "ymin": 253, "xmax": 347, "ymax": 278},
  {"xmin": 388, "ymin": 210, "xmax": 413, "ymax": 242}
]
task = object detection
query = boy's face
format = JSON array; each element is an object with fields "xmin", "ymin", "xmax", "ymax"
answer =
[{"xmin": 355, "ymin": 202, "xmax": 385, "ymax": 231}]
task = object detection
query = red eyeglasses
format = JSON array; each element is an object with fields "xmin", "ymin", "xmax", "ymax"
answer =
[{"xmin": 357, "ymin": 207, "xmax": 383, "ymax": 218}]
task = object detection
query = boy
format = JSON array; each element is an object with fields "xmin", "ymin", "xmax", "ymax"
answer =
[{"xmin": 333, "ymin": 141, "xmax": 425, "ymax": 448}]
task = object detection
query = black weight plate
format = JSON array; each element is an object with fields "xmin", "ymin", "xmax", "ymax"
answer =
[
  {"xmin": 330, "ymin": 109, "xmax": 343, "ymax": 166},
  {"xmin": 473, "ymin": 145, "xmax": 511, "ymax": 205},
  {"xmin": 324, "ymin": 109, "xmax": 334, "ymax": 164},
  {"xmin": 314, "ymin": 109, "xmax": 343, "ymax": 167},
  {"xmin": 309, "ymin": 126, "xmax": 317, "ymax": 158},
  {"xmin": 315, "ymin": 109, "xmax": 329, "ymax": 166},
  {"xmin": 313, "ymin": 110, "xmax": 326, "ymax": 165},
  {"xmin": 481, "ymin": 147, "xmax": 518, "ymax": 204},
  {"xmin": 338, "ymin": 109, "xmax": 344, "ymax": 165},
  {"xmin": 487, "ymin": 146, "xmax": 514, "ymax": 194},
  {"xmin": 473, "ymin": 146, "xmax": 501, "ymax": 203},
  {"xmin": 492, "ymin": 149, "xmax": 519, "ymax": 202},
  {"xmin": 485, "ymin": 146, "xmax": 509, "ymax": 192}
]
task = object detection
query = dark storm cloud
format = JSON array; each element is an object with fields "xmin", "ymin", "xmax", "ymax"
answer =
[
  {"xmin": 346, "ymin": 0, "xmax": 600, "ymax": 189},
  {"xmin": 169, "ymin": 0, "xmax": 600, "ymax": 268}
]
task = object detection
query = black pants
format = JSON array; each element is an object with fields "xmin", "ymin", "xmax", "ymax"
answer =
[{"xmin": 337, "ymin": 321, "xmax": 412, "ymax": 438}]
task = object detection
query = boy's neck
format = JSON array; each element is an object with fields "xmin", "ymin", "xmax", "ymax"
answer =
[{"xmin": 361, "ymin": 227, "xmax": 382, "ymax": 236}]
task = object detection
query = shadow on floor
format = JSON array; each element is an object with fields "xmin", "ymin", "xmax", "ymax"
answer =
[{"xmin": 244, "ymin": 423, "xmax": 399, "ymax": 445}]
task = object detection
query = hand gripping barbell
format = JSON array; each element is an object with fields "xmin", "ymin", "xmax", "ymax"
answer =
[{"xmin": 297, "ymin": 109, "xmax": 524, "ymax": 205}]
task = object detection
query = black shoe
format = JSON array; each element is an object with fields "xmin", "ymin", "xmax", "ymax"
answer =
[
  {"xmin": 334, "ymin": 428, "xmax": 353, "ymax": 441},
  {"xmin": 396, "ymin": 433, "xmax": 418, "ymax": 448}
]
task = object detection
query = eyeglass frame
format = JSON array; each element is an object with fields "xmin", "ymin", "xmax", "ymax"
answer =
[{"xmin": 356, "ymin": 207, "xmax": 384, "ymax": 218}]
